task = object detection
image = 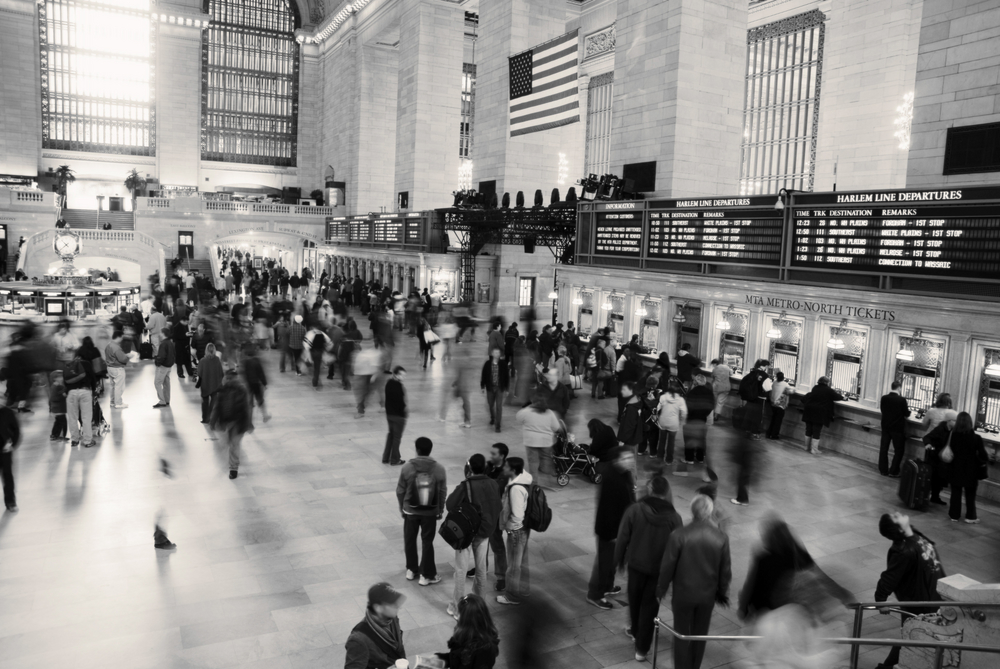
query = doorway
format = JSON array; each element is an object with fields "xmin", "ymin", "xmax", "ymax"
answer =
[{"xmin": 178, "ymin": 231, "xmax": 194, "ymax": 260}]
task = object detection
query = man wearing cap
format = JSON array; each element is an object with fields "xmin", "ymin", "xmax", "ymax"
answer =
[
  {"xmin": 288, "ymin": 313, "xmax": 307, "ymax": 375},
  {"xmin": 345, "ymin": 582, "xmax": 407, "ymax": 669},
  {"xmin": 153, "ymin": 326, "xmax": 175, "ymax": 408}
]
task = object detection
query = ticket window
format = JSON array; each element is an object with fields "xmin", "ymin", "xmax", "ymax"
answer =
[
  {"xmin": 604, "ymin": 292, "xmax": 625, "ymax": 345},
  {"xmin": 825, "ymin": 323, "xmax": 868, "ymax": 400},
  {"xmin": 975, "ymin": 347, "xmax": 1000, "ymax": 433},
  {"xmin": 766, "ymin": 316, "xmax": 803, "ymax": 386},
  {"xmin": 675, "ymin": 303, "xmax": 702, "ymax": 359},
  {"xmin": 717, "ymin": 309, "xmax": 749, "ymax": 376},
  {"xmin": 637, "ymin": 298, "xmax": 660, "ymax": 354},
  {"xmin": 893, "ymin": 334, "xmax": 945, "ymax": 415},
  {"xmin": 577, "ymin": 290, "xmax": 595, "ymax": 336}
]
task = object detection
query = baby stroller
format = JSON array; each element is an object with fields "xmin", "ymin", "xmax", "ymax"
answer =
[{"xmin": 552, "ymin": 434, "xmax": 602, "ymax": 486}]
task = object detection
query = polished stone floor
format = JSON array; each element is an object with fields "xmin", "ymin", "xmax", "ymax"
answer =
[{"xmin": 0, "ymin": 317, "xmax": 997, "ymax": 669}]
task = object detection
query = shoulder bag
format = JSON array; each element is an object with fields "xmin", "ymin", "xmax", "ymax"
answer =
[{"xmin": 939, "ymin": 430, "xmax": 954, "ymax": 464}]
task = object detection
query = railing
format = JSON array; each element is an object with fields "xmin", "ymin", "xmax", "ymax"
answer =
[
  {"xmin": 138, "ymin": 196, "xmax": 335, "ymax": 217},
  {"xmin": 0, "ymin": 188, "xmax": 60, "ymax": 210},
  {"xmin": 651, "ymin": 602, "xmax": 1000, "ymax": 669},
  {"xmin": 16, "ymin": 228, "xmax": 168, "ymax": 277}
]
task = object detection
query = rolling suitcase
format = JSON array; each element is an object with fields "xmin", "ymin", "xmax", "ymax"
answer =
[{"xmin": 898, "ymin": 458, "xmax": 931, "ymax": 510}]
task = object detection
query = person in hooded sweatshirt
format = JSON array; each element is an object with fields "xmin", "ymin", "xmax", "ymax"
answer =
[{"xmin": 614, "ymin": 475, "xmax": 683, "ymax": 662}]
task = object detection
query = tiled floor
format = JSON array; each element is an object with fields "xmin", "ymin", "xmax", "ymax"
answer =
[{"xmin": 0, "ymin": 316, "xmax": 997, "ymax": 669}]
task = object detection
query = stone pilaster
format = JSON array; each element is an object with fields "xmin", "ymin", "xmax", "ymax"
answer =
[
  {"xmin": 0, "ymin": 0, "xmax": 41, "ymax": 177},
  {"xmin": 297, "ymin": 40, "xmax": 323, "ymax": 198},
  {"xmin": 357, "ymin": 43, "xmax": 398, "ymax": 213}
]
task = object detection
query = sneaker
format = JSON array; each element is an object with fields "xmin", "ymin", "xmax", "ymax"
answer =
[
  {"xmin": 229, "ymin": 470, "xmax": 238, "ymax": 480},
  {"xmin": 587, "ymin": 597, "xmax": 613, "ymax": 610},
  {"xmin": 730, "ymin": 499, "xmax": 748, "ymax": 506},
  {"xmin": 419, "ymin": 575, "xmax": 442, "ymax": 586},
  {"xmin": 155, "ymin": 541, "xmax": 177, "ymax": 550},
  {"xmin": 6, "ymin": 505, "xmax": 18, "ymax": 512},
  {"xmin": 466, "ymin": 569, "xmax": 476, "ymax": 579},
  {"xmin": 391, "ymin": 460, "xmax": 406, "ymax": 466},
  {"xmin": 446, "ymin": 603, "xmax": 460, "ymax": 620},
  {"xmin": 604, "ymin": 586, "xmax": 622, "ymax": 596},
  {"xmin": 71, "ymin": 441, "xmax": 79, "ymax": 447},
  {"xmin": 49, "ymin": 436, "xmax": 61, "ymax": 441},
  {"xmin": 495, "ymin": 579, "xmax": 506, "ymax": 591},
  {"xmin": 624, "ymin": 626, "xmax": 635, "ymax": 641},
  {"xmin": 83, "ymin": 442, "xmax": 96, "ymax": 448},
  {"xmin": 496, "ymin": 595, "xmax": 520, "ymax": 605},
  {"xmin": 152, "ymin": 403, "xmax": 167, "ymax": 409},
  {"xmin": 950, "ymin": 518, "xmax": 959, "ymax": 522},
  {"xmin": 964, "ymin": 518, "xmax": 981, "ymax": 524},
  {"xmin": 635, "ymin": 652, "xmax": 647, "ymax": 662},
  {"xmin": 117, "ymin": 404, "xmax": 128, "ymax": 409},
  {"xmin": 406, "ymin": 570, "xmax": 416, "ymax": 581},
  {"xmin": 460, "ymin": 423, "xmax": 472, "ymax": 429}
]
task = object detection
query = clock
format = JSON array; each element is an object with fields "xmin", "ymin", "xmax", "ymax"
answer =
[{"xmin": 53, "ymin": 230, "xmax": 82, "ymax": 261}]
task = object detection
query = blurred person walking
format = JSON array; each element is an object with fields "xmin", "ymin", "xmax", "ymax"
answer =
[
  {"xmin": 738, "ymin": 516, "xmax": 815, "ymax": 620},
  {"xmin": 586, "ymin": 447, "xmax": 635, "ymax": 610},
  {"xmin": 0, "ymin": 404, "xmax": 21, "ymax": 511},
  {"xmin": 240, "ymin": 344, "xmax": 270, "ymax": 424},
  {"xmin": 684, "ymin": 374, "xmax": 715, "ymax": 477},
  {"xmin": 197, "ymin": 343, "xmax": 224, "ymax": 424},
  {"xmin": 104, "ymin": 330, "xmax": 130, "ymax": 409},
  {"xmin": 152, "ymin": 327, "xmax": 174, "ymax": 408},
  {"xmin": 481, "ymin": 348, "xmax": 509, "ymax": 433},
  {"xmin": 287, "ymin": 314, "xmax": 306, "ymax": 375},
  {"xmin": 614, "ymin": 474, "xmax": 682, "ymax": 661},
  {"xmin": 396, "ymin": 437, "xmax": 447, "ymax": 585},
  {"xmin": 516, "ymin": 396, "xmax": 562, "ymax": 489},
  {"xmin": 711, "ymin": 359, "xmax": 731, "ymax": 421},
  {"xmin": 211, "ymin": 369, "xmax": 252, "ymax": 480},
  {"xmin": 657, "ymin": 495, "xmax": 733, "ymax": 669}
]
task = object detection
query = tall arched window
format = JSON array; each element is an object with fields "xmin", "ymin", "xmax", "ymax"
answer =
[
  {"xmin": 201, "ymin": 0, "xmax": 300, "ymax": 166},
  {"xmin": 39, "ymin": 0, "xmax": 155, "ymax": 155}
]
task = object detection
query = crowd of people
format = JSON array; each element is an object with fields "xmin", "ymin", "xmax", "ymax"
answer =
[{"xmin": 0, "ymin": 267, "xmax": 992, "ymax": 669}]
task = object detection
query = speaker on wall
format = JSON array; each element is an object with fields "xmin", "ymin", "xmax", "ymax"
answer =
[{"xmin": 622, "ymin": 161, "xmax": 656, "ymax": 193}]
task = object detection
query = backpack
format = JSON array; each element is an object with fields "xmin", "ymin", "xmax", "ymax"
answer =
[
  {"xmin": 739, "ymin": 370, "xmax": 762, "ymax": 402},
  {"xmin": 586, "ymin": 350, "xmax": 597, "ymax": 368},
  {"xmin": 439, "ymin": 481, "xmax": 483, "ymax": 550},
  {"xmin": 513, "ymin": 483, "xmax": 552, "ymax": 532},
  {"xmin": 409, "ymin": 470, "xmax": 437, "ymax": 509}
]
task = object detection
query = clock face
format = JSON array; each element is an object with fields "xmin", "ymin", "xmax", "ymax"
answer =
[{"xmin": 55, "ymin": 234, "xmax": 79, "ymax": 256}]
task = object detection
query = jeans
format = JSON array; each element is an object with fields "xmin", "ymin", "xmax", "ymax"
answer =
[
  {"xmin": 311, "ymin": 351, "xmax": 324, "ymax": 387},
  {"xmin": 403, "ymin": 514, "xmax": 438, "ymax": 578},
  {"xmin": 672, "ymin": 600, "xmax": 714, "ymax": 669},
  {"xmin": 486, "ymin": 389, "xmax": 504, "ymax": 429},
  {"xmin": 879, "ymin": 430, "xmax": 906, "ymax": 476},
  {"xmin": 453, "ymin": 537, "xmax": 489, "ymax": 606},
  {"xmin": 383, "ymin": 415, "xmax": 406, "ymax": 463},
  {"xmin": 225, "ymin": 428, "xmax": 244, "ymax": 470},
  {"xmin": 489, "ymin": 526, "xmax": 507, "ymax": 580},
  {"xmin": 67, "ymin": 388, "xmax": 93, "ymax": 444},
  {"xmin": 107, "ymin": 367, "xmax": 126, "ymax": 406},
  {"xmin": 949, "ymin": 481, "xmax": 978, "ymax": 521},
  {"xmin": 641, "ymin": 424, "xmax": 659, "ymax": 456},
  {"xmin": 767, "ymin": 406, "xmax": 785, "ymax": 439},
  {"xmin": 1, "ymin": 449, "xmax": 14, "ymax": 508},
  {"xmin": 154, "ymin": 365, "xmax": 171, "ymax": 404},
  {"xmin": 355, "ymin": 374, "xmax": 372, "ymax": 414},
  {"xmin": 504, "ymin": 527, "xmax": 530, "ymax": 601},
  {"xmin": 657, "ymin": 429, "xmax": 678, "ymax": 462},
  {"xmin": 627, "ymin": 568, "xmax": 660, "ymax": 655},
  {"xmin": 525, "ymin": 446, "xmax": 553, "ymax": 487},
  {"xmin": 587, "ymin": 537, "xmax": 617, "ymax": 600},
  {"xmin": 51, "ymin": 414, "xmax": 67, "ymax": 438},
  {"xmin": 289, "ymin": 348, "xmax": 303, "ymax": 373}
]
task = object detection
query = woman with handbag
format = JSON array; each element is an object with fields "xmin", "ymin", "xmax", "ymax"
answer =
[
  {"xmin": 921, "ymin": 416, "xmax": 955, "ymax": 506},
  {"xmin": 942, "ymin": 412, "xmax": 989, "ymax": 524}
]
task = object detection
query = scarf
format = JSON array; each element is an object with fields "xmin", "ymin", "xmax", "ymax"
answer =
[{"xmin": 364, "ymin": 609, "xmax": 403, "ymax": 652}]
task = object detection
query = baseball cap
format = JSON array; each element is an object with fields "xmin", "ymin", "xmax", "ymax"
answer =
[{"xmin": 368, "ymin": 582, "xmax": 406, "ymax": 607}]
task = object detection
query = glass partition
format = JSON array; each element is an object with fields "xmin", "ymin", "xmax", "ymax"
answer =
[
  {"xmin": 718, "ymin": 309, "xmax": 749, "ymax": 375},
  {"xmin": 767, "ymin": 317, "xmax": 802, "ymax": 385},
  {"xmin": 894, "ymin": 335, "xmax": 944, "ymax": 415},
  {"xmin": 825, "ymin": 325, "xmax": 867, "ymax": 400}
]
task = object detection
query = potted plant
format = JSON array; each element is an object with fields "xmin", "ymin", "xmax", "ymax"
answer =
[
  {"xmin": 54, "ymin": 165, "xmax": 75, "ymax": 209},
  {"xmin": 310, "ymin": 189, "xmax": 325, "ymax": 206},
  {"xmin": 124, "ymin": 169, "xmax": 147, "ymax": 212}
]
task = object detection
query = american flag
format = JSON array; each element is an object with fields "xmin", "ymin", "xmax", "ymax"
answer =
[{"xmin": 508, "ymin": 29, "xmax": 580, "ymax": 138}]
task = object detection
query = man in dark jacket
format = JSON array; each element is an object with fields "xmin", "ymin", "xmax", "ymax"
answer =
[
  {"xmin": 345, "ymin": 582, "xmax": 407, "ymax": 669},
  {"xmin": 240, "ymin": 344, "xmax": 269, "ymax": 424},
  {"xmin": 481, "ymin": 348, "xmax": 509, "ymax": 432},
  {"xmin": 657, "ymin": 495, "xmax": 733, "ymax": 669},
  {"xmin": 395, "ymin": 437, "xmax": 447, "ymax": 585},
  {"xmin": 685, "ymin": 374, "xmax": 716, "ymax": 466},
  {"xmin": 153, "ymin": 327, "xmax": 175, "ymax": 408},
  {"xmin": 739, "ymin": 359, "xmax": 771, "ymax": 439},
  {"xmin": 874, "ymin": 512, "xmax": 945, "ymax": 669},
  {"xmin": 211, "ymin": 370, "xmax": 252, "ymax": 480},
  {"xmin": 172, "ymin": 318, "xmax": 193, "ymax": 379},
  {"xmin": 614, "ymin": 475, "xmax": 683, "ymax": 662},
  {"xmin": 538, "ymin": 368, "xmax": 571, "ymax": 420},
  {"xmin": 617, "ymin": 381, "xmax": 643, "ymax": 480},
  {"xmin": 383, "ymin": 366, "xmax": 407, "ymax": 465},
  {"xmin": 879, "ymin": 382, "xmax": 911, "ymax": 477},
  {"xmin": 801, "ymin": 376, "xmax": 845, "ymax": 455},
  {"xmin": 587, "ymin": 448, "xmax": 635, "ymax": 610},
  {"xmin": 675, "ymin": 343, "xmax": 703, "ymax": 388},
  {"xmin": 446, "ymin": 453, "xmax": 502, "ymax": 616}
]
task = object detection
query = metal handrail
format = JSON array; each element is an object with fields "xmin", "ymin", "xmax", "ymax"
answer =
[{"xmin": 650, "ymin": 604, "xmax": 1000, "ymax": 669}]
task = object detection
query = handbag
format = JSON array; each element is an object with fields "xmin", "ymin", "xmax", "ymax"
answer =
[
  {"xmin": 569, "ymin": 374, "xmax": 583, "ymax": 390},
  {"xmin": 939, "ymin": 431, "xmax": 954, "ymax": 464},
  {"xmin": 423, "ymin": 329, "xmax": 441, "ymax": 345}
]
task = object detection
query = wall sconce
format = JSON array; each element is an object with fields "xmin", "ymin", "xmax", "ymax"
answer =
[
  {"xmin": 827, "ymin": 319, "xmax": 848, "ymax": 350},
  {"xmin": 716, "ymin": 305, "xmax": 734, "ymax": 331},
  {"xmin": 601, "ymin": 290, "xmax": 615, "ymax": 311},
  {"xmin": 635, "ymin": 294, "xmax": 651, "ymax": 317},
  {"xmin": 766, "ymin": 311, "xmax": 787, "ymax": 339},
  {"xmin": 548, "ymin": 287, "xmax": 559, "ymax": 300},
  {"xmin": 896, "ymin": 329, "xmax": 922, "ymax": 361},
  {"xmin": 985, "ymin": 363, "xmax": 1000, "ymax": 378},
  {"xmin": 672, "ymin": 302, "xmax": 686, "ymax": 324},
  {"xmin": 572, "ymin": 287, "xmax": 584, "ymax": 306}
]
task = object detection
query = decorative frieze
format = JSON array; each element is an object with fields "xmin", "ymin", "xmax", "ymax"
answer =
[{"xmin": 584, "ymin": 23, "xmax": 615, "ymax": 60}]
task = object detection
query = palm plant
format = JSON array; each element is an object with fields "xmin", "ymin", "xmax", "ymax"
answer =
[
  {"xmin": 124, "ymin": 169, "xmax": 147, "ymax": 211},
  {"xmin": 54, "ymin": 165, "xmax": 75, "ymax": 208}
]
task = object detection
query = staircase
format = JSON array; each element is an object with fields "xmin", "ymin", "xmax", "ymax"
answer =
[
  {"xmin": 179, "ymin": 258, "xmax": 213, "ymax": 277},
  {"xmin": 61, "ymin": 208, "xmax": 135, "ymax": 230}
]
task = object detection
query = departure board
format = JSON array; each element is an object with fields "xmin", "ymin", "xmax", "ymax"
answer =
[
  {"xmin": 646, "ymin": 197, "xmax": 783, "ymax": 265},
  {"xmin": 374, "ymin": 217, "xmax": 403, "ymax": 243},
  {"xmin": 594, "ymin": 211, "xmax": 642, "ymax": 255},
  {"xmin": 406, "ymin": 217, "xmax": 422, "ymax": 243},
  {"xmin": 326, "ymin": 217, "xmax": 349, "ymax": 242},
  {"xmin": 349, "ymin": 219, "xmax": 372, "ymax": 242},
  {"xmin": 790, "ymin": 187, "xmax": 1000, "ymax": 278}
]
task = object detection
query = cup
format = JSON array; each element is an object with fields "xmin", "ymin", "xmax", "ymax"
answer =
[{"xmin": 396, "ymin": 660, "xmax": 409, "ymax": 669}]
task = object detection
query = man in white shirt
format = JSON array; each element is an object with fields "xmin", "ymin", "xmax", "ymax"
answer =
[
  {"xmin": 497, "ymin": 457, "xmax": 532, "ymax": 606},
  {"xmin": 766, "ymin": 371, "xmax": 793, "ymax": 439}
]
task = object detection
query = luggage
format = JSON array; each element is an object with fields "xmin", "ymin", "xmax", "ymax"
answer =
[
  {"xmin": 898, "ymin": 458, "xmax": 931, "ymax": 510},
  {"xmin": 139, "ymin": 342, "xmax": 154, "ymax": 360},
  {"xmin": 439, "ymin": 482, "xmax": 482, "ymax": 550}
]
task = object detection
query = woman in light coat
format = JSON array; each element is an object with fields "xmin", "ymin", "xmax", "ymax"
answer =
[
  {"xmin": 710, "ymin": 359, "xmax": 731, "ymax": 421},
  {"xmin": 655, "ymin": 377, "xmax": 688, "ymax": 466}
]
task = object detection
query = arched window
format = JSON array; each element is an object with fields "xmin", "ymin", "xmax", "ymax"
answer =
[
  {"xmin": 39, "ymin": 0, "xmax": 155, "ymax": 155},
  {"xmin": 201, "ymin": 0, "xmax": 300, "ymax": 166}
]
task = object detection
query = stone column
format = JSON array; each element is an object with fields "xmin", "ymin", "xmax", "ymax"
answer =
[
  {"xmin": 393, "ymin": 0, "xmax": 464, "ymax": 211},
  {"xmin": 609, "ymin": 0, "xmax": 747, "ymax": 196},
  {"xmin": 155, "ymin": 4, "xmax": 209, "ymax": 188},
  {"xmin": 0, "ymin": 0, "xmax": 40, "ymax": 177}
]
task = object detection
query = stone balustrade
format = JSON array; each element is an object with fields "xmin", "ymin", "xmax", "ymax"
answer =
[
  {"xmin": 137, "ymin": 196, "xmax": 336, "ymax": 217},
  {"xmin": 0, "ymin": 187, "xmax": 60, "ymax": 210}
]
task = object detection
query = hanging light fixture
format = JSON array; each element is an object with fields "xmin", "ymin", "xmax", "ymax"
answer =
[
  {"xmin": 716, "ymin": 305, "xmax": 735, "ymax": 330},
  {"xmin": 572, "ymin": 287, "xmax": 584, "ymax": 306},
  {"xmin": 985, "ymin": 363, "xmax": 1000, "ymax": 378},
  {"xmin": 635, "ymin": 294, "xmax": 650, "ymax": 317},
  {"xmin": 601, "ymin": 290, "xmax": 615, "ymax": 310},
  {"xmin": 827, "ymin": 319, "xmax": 848, "ymax": 350},
  {"xmin": 673, "ymin": 302, "xmax": 687, "ymax": 324},
  {"xmin": 766, "ymin": 311, "xmax": 787, "ymax": 339},
  {"xmin": 896, "ymin": 329, "xmax": 920, "ymax": 362},
  {"xmin": 548, "ymin": 288, "xmax": 558, "ymax": 300}
]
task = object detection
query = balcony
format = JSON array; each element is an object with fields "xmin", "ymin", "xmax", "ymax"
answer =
[
  {"xmin": 136, "ymin": 196, "xmax": 337, "ymax": 217},
  {"xmin": 0, "ymin": 188, "xmax": 61, "ymax": 211}
]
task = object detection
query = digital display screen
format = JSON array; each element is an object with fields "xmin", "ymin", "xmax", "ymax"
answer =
[
  {"xmin": 594, "ymin": 212, "xmax": 642, "ymax": 255},
  {"xmin": 374, "ymin": 218, "xmax": 403, "ymax": 243},
  {"xmin": 646, "ymin": 205, "xmax": 782, "ymax": 265},
  {"xmin": 790, "ymin": 187, "xmax": 1000, "ymax": 277},
  {"xmin": 326, "ymin": 218, "xmax": 349, "ymax": 242},
  {"xmin": 349, "ymin": 219, "xmax": 371, "ymax": 242},
  {"xmin": 406, "ymin": 219, "xmax": 422, "ymax": 243},
  {"xmin": 45, "ymin": 299, "xmax": 64, "ymax": 315}
]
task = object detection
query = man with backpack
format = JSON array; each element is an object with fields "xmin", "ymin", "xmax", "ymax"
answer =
[
  {"xmin": 444, "ymin": 453, "xmax": 501, "ymax": 619},
  {"xmin": 497, "ymin": 456, "xmax": 533, "ymax": 606},
  {"xmin": 395, "ymin": 437, "xmax": 447, "ymax": 586}
]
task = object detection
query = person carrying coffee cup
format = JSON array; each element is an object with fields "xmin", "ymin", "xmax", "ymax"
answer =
[{"xmin": 345, "ymin": 582, "xmax": 408, "ymax": 669}]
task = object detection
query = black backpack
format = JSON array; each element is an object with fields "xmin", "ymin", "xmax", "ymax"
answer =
[
  {"xmin": 513, "ymin": 483, "xmax": 552, "ymax": 532},
  {"xmin": 439, "ymin": 481, "xmax": 483, "ymax": 550},
  {"xmin": 739, "ymin": 370, "xmax": 762, "ymax": 402}
]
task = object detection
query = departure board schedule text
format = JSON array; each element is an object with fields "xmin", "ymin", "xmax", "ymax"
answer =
[
  {"xmin": 646, "ymin": 209, "xmax": 782, "ymax": 265},
  {"xmin": 594, "ymin": 213, "xmax": 642, "ymax": 255},
  {"xmin": 791, "ymin": 205, "xmax": 1000, "ymax": 277}
]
